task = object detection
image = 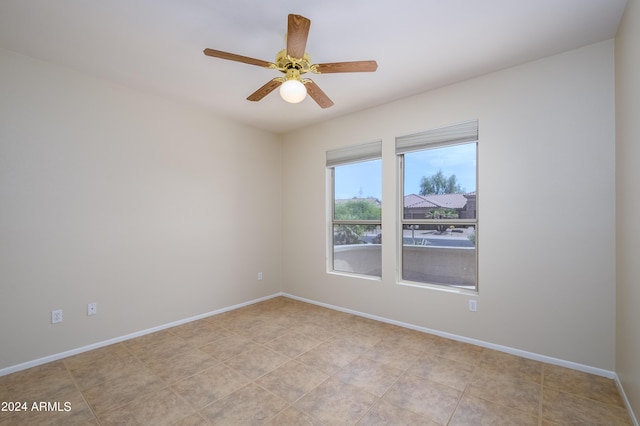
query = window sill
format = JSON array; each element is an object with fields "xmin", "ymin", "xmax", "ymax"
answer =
[{"xmin": 396, "ymin": 279, "xmax": 478, "ymax": 296}]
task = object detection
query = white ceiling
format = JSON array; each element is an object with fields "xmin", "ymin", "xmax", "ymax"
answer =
[{"xmin": 0, "ymin": 1, "xmax": 627, "ymax": 134}]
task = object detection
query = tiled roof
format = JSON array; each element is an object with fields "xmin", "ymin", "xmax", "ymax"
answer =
[{"xmin": 404, "ymin": 194, "xmax": 437, "ymax": 208}]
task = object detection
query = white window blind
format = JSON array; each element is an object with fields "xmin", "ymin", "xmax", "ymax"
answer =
[
  {"xmin": 396, "ymin": 120, "xmax": 478, "ymax": 154},
  {"xmin": 326, "ymin": 140, "xmax": 382, "ymax": 167}
]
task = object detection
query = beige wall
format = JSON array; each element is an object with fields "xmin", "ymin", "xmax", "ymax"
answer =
[
  {"xmin": 616, "ymin": 0, "xmax": 640, "ymax": 418},
  {"xmin": 282, "ymin": 40, "xmax": 616, "ymax": 370},
  {"xmin": 0, "ymin": 48, "xmax": 282, "ymax": 370}
]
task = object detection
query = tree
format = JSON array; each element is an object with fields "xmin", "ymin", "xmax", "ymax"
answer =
[
  {"xmin": 334, "ymin": 199, "xmax": 381, "ymax": 221},
  {"xmin": 419, "ymin": 170, "xmax": 461, "ymax": 234},
  {"xmin": 419, "ymin": 170, "xmax": 462, "ymax": 195},
  {"xmin": 333, "ymin": 225, "xmax": 363, "ymax": 245},
  {"xmin": 333, "ymin": 199, "xmax": 381, "ymax": 245}
]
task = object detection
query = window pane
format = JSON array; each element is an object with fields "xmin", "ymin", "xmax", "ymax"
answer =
[
  {"xmin": 403, "ymin": 144, "xmax": 476, "ymax": 220},
  {"xmin": 402, "ymin": 223, "xmax": 476, "ymax": 288},
  {"xmin": 333, "ymin": 225, "xmax": 382, "ymax": 277},
  {"xmin": 334, "ymin": 159, "xmax": 382, "ymax": 220},
  {"xmin": 334, "ymin": 224, "xmax": 382, "ymax": 245},
  {"xmin": 401, "ymin": 140, "xmax": 477, "ymax": 289},
  {"xmin": 330, "ymin": 157, "xmax": 381, "ymax": 278}
]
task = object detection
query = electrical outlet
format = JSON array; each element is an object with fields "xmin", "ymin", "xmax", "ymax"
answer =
[
  {"xmin": 468, "ymin": 299, "xmax": 477, "ymax": 312},
  {"xmin": 88, "ymin": 302, "xmax": 97, "ymax": 316},
  {"xmin": 51, "ymin": 309, "xmax": 63, "ymax": 324},
  {"xmin": 258, "ymin": 272, "xmax": 263, "ymax": 281}
]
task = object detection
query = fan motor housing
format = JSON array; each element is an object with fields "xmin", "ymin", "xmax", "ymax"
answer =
[{"xmin": 274, "ymin": 49, "xmax": 315, "ymax": 74}]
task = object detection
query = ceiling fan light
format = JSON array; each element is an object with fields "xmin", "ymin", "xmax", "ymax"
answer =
[{"xmin": 279, "ymin": 79, "xmax": 307, "ymax": 103}]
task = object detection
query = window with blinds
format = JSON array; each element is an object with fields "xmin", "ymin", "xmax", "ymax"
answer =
[
  {"xmin": 327, "ymin": 141, "xmax": 382, "ymax": 278},
  {"xmin": 397, "ymin": 120, "xmax": 478, "ymax": 290}
]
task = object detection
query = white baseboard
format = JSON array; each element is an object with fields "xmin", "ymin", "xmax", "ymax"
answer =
[
  {"xmin": 614, "ymin": 373, "xmax": 640, "ymax": 426},
  {"xmin": 0, "ymin": 293, "xmax": 282, "ymax": 377}
]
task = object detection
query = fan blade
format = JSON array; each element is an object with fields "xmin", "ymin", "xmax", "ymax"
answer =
[
  {"xmin": 247, "ymin": 79, "xmax": 282, "ymax": 102},
  {"xmin": 314, "ymin": 60, "xmax": 378, "ymax": 73},
  {"xmin": 286, "ymin": 14, "xmax": 311, "ymax": 59},
  {"xmin": 305, "ymin": 80, "xmax": 334, "ymax": 108},
  {"xmin": 203, "ymin": 48, "xmax": 273, "ymax": 68}
]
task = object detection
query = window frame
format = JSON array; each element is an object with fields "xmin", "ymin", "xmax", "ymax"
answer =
[
  {"xmin": 326, "ymin": 141, "xmax": 382, "ymax": 279},
  {"xmin": 396, "ymin": 120, "xmax": 479, "ymax": 292}
]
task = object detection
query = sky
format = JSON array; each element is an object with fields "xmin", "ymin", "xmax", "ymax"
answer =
[{"xmin": 334, "ymin": 143, "xmax": 476, "ymax": 200}]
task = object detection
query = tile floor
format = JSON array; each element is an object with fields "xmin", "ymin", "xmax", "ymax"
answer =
[{"xmin": 0, "ymin": 297, "xmax": 633, "ymax": 425}]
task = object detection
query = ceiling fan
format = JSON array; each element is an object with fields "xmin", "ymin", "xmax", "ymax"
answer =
[{"xmin": 203, "ymin": 14, "xmax": 378, "ymax": 108}]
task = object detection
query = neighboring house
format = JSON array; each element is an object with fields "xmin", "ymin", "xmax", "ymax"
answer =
[{"xmin": 404, "ymin": 192, "xmax": 476, "ymax": 220}]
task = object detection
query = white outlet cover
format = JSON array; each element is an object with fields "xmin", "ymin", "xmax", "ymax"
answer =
[
  {"xmin": 88, "ymin": 303, "xmax": 97, "ymax": 315},
  {"xmin": 51, "ymin": 309, "xmax": 63, "ymax": 324}
]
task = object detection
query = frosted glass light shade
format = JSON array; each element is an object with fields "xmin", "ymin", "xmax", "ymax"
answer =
[{"xmin": 279, "ymin": 79, "xmax": 307, "ymax": 103}]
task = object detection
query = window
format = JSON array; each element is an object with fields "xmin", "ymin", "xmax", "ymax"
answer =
[
  {"xmin": 327, "ymin": 141, "xmax": 382, "ymax": 278},
  {"xmin": 397, "ymin": 120, "xmax": 478, "ymax": 290}
]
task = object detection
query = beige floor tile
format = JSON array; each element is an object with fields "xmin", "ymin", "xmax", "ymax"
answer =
[
  {"xmin": 543, "ymin": 363, "xmax": 625, "ymax": 407},
  {"xmin": 99, "ymin": 387, "xmax": 193, "ymax": 426},
  {"xmin": 170, "ymin": 320, "xmax": 233, "ymax": 347},
  {"xmin": 257, "ymin": 313, "xmax": 296, "ymax": 328},
  {"xmin": 269, "ymin": 312, "xmax": 307, "ymax": 329},
  {"xmin": 144, "ymin": 348, "xmax": 218, "ymax": 384},
  {"xmin": 294, "ymin": 377, "xmax": 378, "ymax": 425},
  {"xmin": 127, "ymin": 333, "xmax": 194, "ymax": 364},
  {"xmin": 214, "ymin": 311, "xmax": 262, "ymax": 333},
  {"xmin": 66, "ymin": 349, "xmax": 144, "ymax": 390},
  {"xmin": 542, "ymin": 388, "xmax": 633, "ymax": 425},
  {"xmin": 0, "ymin": 387, "xmax": 96, "ymax": 426},
  {"xmin": 2, "ymin": 297, "xmax": 633, "ymax": 426},
  {"xmin": 257, "ymin": 296, "xmax": 305, "ymax": 311},
  {"xmin": 198, "ymin": 333, "xmax": 261, "ymax": 361},
  {"xmin": 286, "ymin": 306, "xmax": 328, "ymax": 323},
  {"xmin": 197, "ymin": 312, "xmax": 231, "ymax": 328},
  {"xmin": 359, "ymin": 399, "xmax": 437, "ymax": 425},
  {"xmin": 331, "ymin": 333, "xmax": 382, "ymax": 355},
  {"xmin": 235, "ymin": 321, "xmax": 291, "ymax": 344},
  {"xmin": 296, "ymin": 338, "xmax": 361, "ymax": 375},
  {"xmin": 344, "ymin": 315, "xmax": 395, "ymax": 337},
  {"xmin": 382, "ymin": 373, "xmax": 461, "ymax": 424},
  {"xmin": 478, "ymin": 349, "xmax": 543, "ymax": 384},
  {"xmin": 62, "ymin": 342, "xmax": 130, "ymax": 370},
  {"xmin": 450, "ymin": 394, "xmax": 539, "ymax": 426},
  {"xmin": 223, "ymin": 345, "xmax": 290, "ymax": 380},
  {"xmin": 406, "ymin": 352, "xmax": 475, "ymax": 391},
  {"xmin": 255, "ymin": 360, "xmax": 329, "ymax": 403},
  {"xmin": 264, "ymin": 331, "xmax": 322, "ymax": 358},
  {"xmin": 1, "ymin": 359, "xmax": 68, "ymax": 381},
  {"xmin": 82, "ymin": 367, "xmax": 165, "ymax": 417},
  {"xmin": 173, "ymin": 412, "xmax": 210, "ymax": 426},
  {"xmin": 378, "ymin": 327, "xmax": 435, "ymax": 353},
  {"xmin": 0, "ymin": 361, "xmax": 77, "ymax": 403},
  {"xmin": 366, "ymin": 339, "xmax": 423, "ymax": 371},
  {"xmin": 334, "ymin": 356, "xmax": 404, "ymax": 397},
  {"xmin": 122, "ymin": 329, "xmax": 177, "ymax": 352},
  {"xmin": 318, "ymin": 309, "xmax": 355, "ymax": 327},
  {"xmin": 199, "ymin": 383, "xmax": 287, "ymax": 425},
  {"xmin": 289, "ymin": 321, "xmax": 337, "ymax": 341},
  {"xmin": 263, "ymin": 406, "xmax": 323, "ymax": 425},
  {"xmin": 171, "ymin": 363, "xmax": 250, "ymax": 409},
  {"xmin": 467, "ymin": 367, "xmax": 541, "ymax": 416},
  {"xmin": 426, "ymin": 336, "xmax": 484, "ymax": 366}
]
